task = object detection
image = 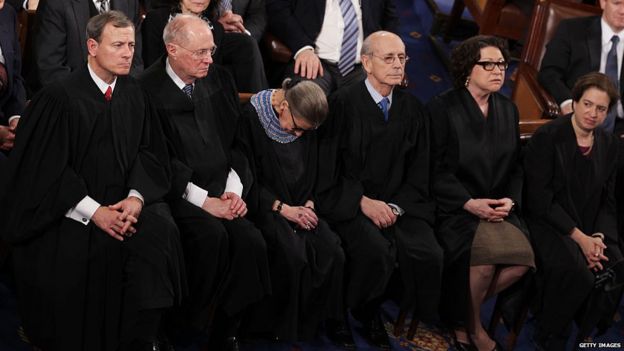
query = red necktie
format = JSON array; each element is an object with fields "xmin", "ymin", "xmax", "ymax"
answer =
[{"xmin": 104, "ymin": 86, "xmax": 112, "ymax": 101}]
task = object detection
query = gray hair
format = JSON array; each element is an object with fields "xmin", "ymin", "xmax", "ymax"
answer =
[
  {"xmin": 86, "ymin": 10, "xmax": 134, "ymax": 43},
  {"xmin": 163, "ymin": 14, "xmax": 210, "ymax": 45},
  {"xmin": 282, "ymin": 78, "xmax": 328, "ymax": 128}
]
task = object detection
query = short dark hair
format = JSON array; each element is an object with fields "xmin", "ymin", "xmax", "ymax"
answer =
[
  {"xmin": 86, "ymin": 10, "xmax": 134, "ymax": 43},
  {"xmin": 449, "ymin": 35, "xmax": 509, "ymax": 89},
  {"xmin": 571, "ymin": 72, "xmax": 620, "ymax": 109},
  {"xmin": 282, "ymin": 78, "xmax": 328, "ymax": 128}
]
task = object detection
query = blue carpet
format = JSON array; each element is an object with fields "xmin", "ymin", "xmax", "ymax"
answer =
[{"xmin": 1, "ymin": 1, "xmax": 623, "ymax": 350}]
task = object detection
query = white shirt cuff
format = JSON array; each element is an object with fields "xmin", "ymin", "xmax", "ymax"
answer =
[
  {"xmin": 224, "ymin": 168, "xmax": 243, "ymax": 197},
  {"xmin": 388, "ymin": 203, "xmax": 405, "ymax": 216},
  {"xmin": 183, "ymin": 182, "xmax": 208, "ymax": 208},
  {"xmin": 244, "ymin": 29, "xmax": 251, "ymax": 36},
  {"xmin": 8, "ymin": 116, "xmax": 20, "ymax": 124},
  {"xmin": 65, "ymin": 196, "xmax": 100, "ymax": 225},
  {"xmin": 128, "ymin": 189, "xmax": 144, "ymax": 204},
  {"xmin": 294, "ymin": 46, "xmax": 314, "ymax": 60},
  {"xmin": 560, "ymin": 99, "xmax": 573, "ymax": 111}
]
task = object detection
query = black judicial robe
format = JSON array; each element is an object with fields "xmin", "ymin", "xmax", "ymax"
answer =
[
  {"xmin": 428, "ymin": 88, "xmax": 526, "ymax": 326},
  {"xmin": 238, "ymin": 103, "xmax": 344, "ymax": 340},
  {"xmin": 524, "ymin": 115, "xmax": 623, "ymax": 337},
  {"xmin": 317, "ymin": 82, "xmax": 442, "ymax": 321},
  {"xmin": 0, "ymin": 66, "xmax": 184, "ymax": 351},
  {"xmin": 139, "ymin": 59, "xmax": 270, "ymax": 329}
]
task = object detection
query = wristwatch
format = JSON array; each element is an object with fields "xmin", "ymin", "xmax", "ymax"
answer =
[{"xmin": 274, "ymin": 200, "xmax": 283, "ymax": 213}]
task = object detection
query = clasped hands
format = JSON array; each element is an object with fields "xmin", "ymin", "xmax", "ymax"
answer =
[
  {"xmin": 360, "ymin": 196, "xmax": 397, "ymax": 229},
  {"xmin": 218, "ymin": 11, "xmax": 246, "ymax": 33},
  {"xmin": 463, "ymin": 198, "xmax": 514, "ymax": 222},
  {"xmin": 92, "ymin": 196, "xmax": 143, "ymax": 241},
  {"xmin": 201, "ymin": 192, "xmax": 248, "ymax": 220},
  {"xmin": 571, "ymin": 228, "xmax": 608, "ymax": 271},
  {"xmin": 0, "ymin": 118, "xmax": 19, "ymax": 151},
  {"xmin": 280, "ymin": 200, "xmax": 318, "ymax": 230}
]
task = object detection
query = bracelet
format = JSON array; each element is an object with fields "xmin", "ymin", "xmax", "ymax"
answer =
[{"xmin": 592, "ymin": 232, "xmax": 605, "ymax": 241}]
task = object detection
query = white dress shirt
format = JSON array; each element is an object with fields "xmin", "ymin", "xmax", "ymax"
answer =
[{"xmin": 294, "ymin": 0, "xmax": 364, "ymax": 65}]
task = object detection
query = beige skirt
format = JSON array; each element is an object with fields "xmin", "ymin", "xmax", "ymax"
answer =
[{"xmin": 470, "ymin": 220, "xmax": 535, "ymax": 268}]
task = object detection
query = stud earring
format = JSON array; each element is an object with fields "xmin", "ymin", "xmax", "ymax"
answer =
[{"xmin": 464, "ymin": 76, "xmax": 470, "ymax": 87}]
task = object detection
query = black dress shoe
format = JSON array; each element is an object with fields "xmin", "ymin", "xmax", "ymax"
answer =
[
  {"xmin": 362, "ymin": 314, "xmax": 390, "ymax": 350},
  {"xmin": 224, "ymin": 336, "xmax": 240, "ymax": 351},
  {"xmin": 452, "ymin": 337, "xmax": 476, "ymax": 351},
  {"xmin": 326, "ymin": 320, "xmax": 356, "ymax": 349}
]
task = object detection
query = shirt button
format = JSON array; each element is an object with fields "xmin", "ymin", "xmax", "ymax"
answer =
[{"xmin": 82, "ymin": 218, "xmax": 87, "ymax": 223}]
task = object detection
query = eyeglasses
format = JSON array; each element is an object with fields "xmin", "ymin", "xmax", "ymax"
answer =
[
  {"xmin": 371, "ymin": 54, "xmax": 409, "ymax": 65},
  {"xmin": 176, "ymin": 43, "xmax": 218, "ymax": 59},
  {"xmin": 475, "ymin": 61, "xmax": 508, "ymax": 71},
  {"xmin": 286, "ymin": 104, "xmax": 316, "ymax": 134}
]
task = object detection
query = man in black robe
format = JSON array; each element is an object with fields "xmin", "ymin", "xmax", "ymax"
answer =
[
  {"xmin": 0, "ymin": 11, "xmax": 184, "ymax": 351},
  {"xmin": 139, "ymin": 14, "xmax": 270, "ymax": 351},
  {"xmin": 317, "ymin": 31, "xmax": 443, "ymax": 348}
]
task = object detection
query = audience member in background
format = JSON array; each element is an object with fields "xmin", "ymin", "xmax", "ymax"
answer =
[
  {"xmin": 217, "ymin": 0, "xmax": 266, "ymax": 42},
  {"xmin": 0, "ymin": 11, "xmax": 184, "ymax": 351},
  {"xmin": 429, "ymin": 35, "xmax": 534, "ymax": 351},
  {"xmin": 139, "ymin": 14, "xmax": 270, "ymax": 351},
  {"xmin": 538, "ymin": 0, "xmax": 624, "ymax": 273},
  {"xmin": 237, "ymin": 79, "xmax": 348, "ymax": 346},
  {"xmin": 33, "ymin": 0, "xmax": 143, "ymax": 89},
  {"xmin": 266, "ymin": 0, "xmax": 399, "ymax": 94},
  {"xmin": 317, "ymin": 31, "xmax": 442, "ymax": 349},
  {"xmin": 0, "ymin": 0, "xmax": 26, "ymax": 159},
  {"xmin": 524, "ymin": 72, "xmax": 624, "ymax": 351},
  {"xmin": 142, "ymin": 0, "xmax": 267, "ymax": 92},
  {"xmin": 539, "ymin": 0, "xmax": 624, "ymax": 134}
]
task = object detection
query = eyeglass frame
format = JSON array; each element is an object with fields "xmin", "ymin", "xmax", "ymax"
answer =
[
  {"xmin": 369, "ymin": 54, "xmax": 410, "ymax": 65},
  {"xmin": 175, "ymin": 43, "xmax": 218, "ymax": 59},
  {"xmin": 285, "ymin": 102, "xmax": 316, "ymax": 134},
  {"xmin": 474, "ymin": 61, "xmax": 509, "ymax": 71}
]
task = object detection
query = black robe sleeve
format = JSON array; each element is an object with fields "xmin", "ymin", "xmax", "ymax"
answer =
[
  {"xmin": 428, "ymin": 95, "xmax": 473, "ymax": 212},
  {"xmin": 0, "ymin": 88, "xmax": 88, "ymax": 243},
  {"xmin": 388, "ymin": 99, "xmax": 435, "ymax": 224},
  {"xmin": 523, "ymin": 124, "xmax": 577, "ymax": 235},
  {"xmin": 316, "ymin": 91, "xmax": 364, "ymax": 222}
]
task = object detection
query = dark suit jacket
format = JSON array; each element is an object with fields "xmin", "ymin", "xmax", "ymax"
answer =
[
  {"xmin": 231, "ymin": 0, "xmax": 266, "ymax": 42},
  {"xmin": 538, "ymin": 16, "xmax": 624, "ymax": 105},
  {"xmin": 34, "ymin": 0, "xmax": 143, "ymax": 87},
  {"xmin": 0, "ymin": 4, "xmax": 26, "ymax": 124},
  {"xmin": 266, "ymin": 0, "xmax": 399, "ymax": 55}
]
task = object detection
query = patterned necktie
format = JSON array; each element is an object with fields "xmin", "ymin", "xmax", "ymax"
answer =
[
  {"xmin": 604, "ymin": 35, "xmax": 619, "ymax": 133},
  {"xmin": 182, "ymin": 84, "xmax": 193, "ymax": 99},
  {"xmin": 104, "ymin": 85, "xmax": 112, "ymax": 101},
  {"xmin": 97, "ymin": 0, "xmax": 109, "ymax": 13},
  {"xmin": 337, "ymin": 0, "xmax": 358, "ymax": 76},
  {"xmin": 378, "ymin": 97, "xmax": 389, "ymax": 122},
  {"xmin": 220, "ymin": 0, "xmax": 233, "ymax": 12}
]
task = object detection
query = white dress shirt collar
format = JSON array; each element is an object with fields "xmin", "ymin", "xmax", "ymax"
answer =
[
  {"xmin": 87, "ymin": 63, "xmax": 117, "ymax": 94},
  {"xmin": 364, "ymin": 78, "xmax": 393, "ymax": 107},
  {"xmin": 166, "ymin": 58, "xmax": 193, "ymax": 90}
]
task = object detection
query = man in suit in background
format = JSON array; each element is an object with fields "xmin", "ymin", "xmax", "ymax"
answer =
[
  {"xmin": 0, "ymin": 0, "xmax": 26, "ymax": 158},
  {"xmin": 33, "ymin": 0, "xmax": 143, "ymax": 88},
  {"xmin": 266, "ymin": 0, "xmax": 399, "ymax": 94},
  {"xmin": 218, "ymin": 0, "xmax": 267, "ymax": 42}
]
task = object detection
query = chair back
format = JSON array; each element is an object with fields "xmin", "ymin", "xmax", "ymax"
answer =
[{"xmin": 521, "ymin": 0, "xmax": 602, "ymax": 69}]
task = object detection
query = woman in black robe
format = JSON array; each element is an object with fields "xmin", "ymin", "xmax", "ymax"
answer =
[
  {"xmin": 237, "ymin": 79, "xmax": 347, "ymax": 344},
  {"xmin": 429, "ymin": 35, "xmax": 534, "ymax": 351},
  {"xmin": 524, "ymin": 72, "xmax": 624, "ymax": 350},
  {"xmin": 141, "ymin": 0, "xmax": 267, "ymax": 92}
]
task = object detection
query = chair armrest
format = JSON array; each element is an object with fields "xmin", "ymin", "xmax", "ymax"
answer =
[
  {"xmin": 519, "ymin": 63, "xmax": 560, "ymax": 118},
  {"xmin": 261, "ymin": 32, "xmax": 293, "ymax": 64}
]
